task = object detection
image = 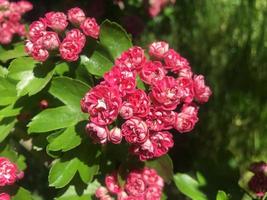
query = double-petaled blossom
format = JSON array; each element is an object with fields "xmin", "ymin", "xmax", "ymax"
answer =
[
  {"xmin": 59, "ymin": 38, "xmax": 81, "ymax": 61},
  {"xmin": 81, "ymin": 84, "xmax": 122, "ymax": 126},
  {"xmin": 41, "ymin": 31, "xmax": 60, "ymax": 50},
  {"xmin": 139, "ymin": 61, "xmax": 166, "ymax": 85},
  {"xmin": 108, "ymin": 127, "xmax": 123, "ymax": 144},
  {"xmin": 0, "ymin": 193, "xmax": 10, "ymax": 200},
  {"xmin": 177, "ymin": 76, "xmax": 195, "ymax": 103},
  {"xmin": 96, "ymin": 168, "xmax": 164, "ymax": 200},
  {"xmin": 80, "ymin": 17, "xmax": 100, "ymax": 39},
  {"xmin": 65, "ymin": 29, "xmax": 86, "ymax": 49},
  {"xmin": 150, "ymin": 131, "xmax": 174, "ymax": 157},
  {"xmin": 31, "ymin": 44, "xmax": 49, "ymax": 62},
  {"xmin": 85, "ymin": 122, "xmax": 108, "ymax": 144},
  {"xmin": 193, "ymin": 75, "xmax": 212, "ymax": 103},
  {"xmin": 44, "ymin": 11, "xmax": 68, "ymax": 32},
  {"xmin": 67, "ymin": 7, "xmax": 86, "ymax": 25},
  {"xmin": 122, "ymin": 118, "xmax": 149, "ymax": 144},
  {"xmin": 0, "ymin": 157, "xmax": 23, "ymax": 187},
  {"xmin": 149, "ymin": 41, "xmax": 169, "ymax": 59},
  {"xmin": 29, "ymin": 20, "xmax": 46, "ymax": 42},
  {"xmin": 130, "ymin": 139, "xmax": 154, "ymax": 161},
  {"xmin": 164, "ymin": 49, "xmax": 190, "ymax": 73}
]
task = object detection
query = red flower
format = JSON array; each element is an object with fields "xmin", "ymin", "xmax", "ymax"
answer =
[
  {"xmin": 119, "ymin": 103, "xmax": 134, "ymax": 119},
  {"xmin": 29, "ymin": 20, "xmax": 46, "ymax": 42},
  {"xmin": 125, "ymin": 171, "xmax": 146, "ymax": 197},
  {"xmin": 142, "ymin": 168, "xmax": 164, "ymax": 188},
  {"xmin": 123, "ymin": 89, "xmax": 150, "ymax": 118},
  {"xmin": 145, "ymin": 186, "xmax": 162, "ymax": 200},
  {"xmin": 85, "ymin": 122, "xmax": 108, "ymax": 144},
  {"xmin": 150, "ymin": 131, "xmax": 174, "ymax": 157},
  {"xmin": 177, "ymin": 76, "xmax": 195, "ymax": 103},
  {"xmin": 41, "ymin": 31, "xmax": 60, "ymax": 50},
  {"xmin": 151, "ymin": 76, "xmax": 182, "ymax": 110},
  {"xmin": 80, "ymin": 17, "xmax": 100, "ymax": 39},
  {"xmin": 130, "ymin": 139, "xmax": 154, "ymax": 161},
  {"xmin": 149, "ymin": 41, "xmax": 169, "ymax": 59},
  {"xmin": 31, "ymin": 44, "xmax": 49, "ymax": 62},
  {"xmin": 164, "ymin": 49, "xmax": 190, "ymax": 72},
  {"xmin": 67, "ymin": 7, "xmax": 86, "ymax": 25},
  {"xmin": 81, "ymin": 84, "xmax": 122, "ymax": 125},
  {"xmin": 44, "ymin": 11, "xmax": 68, "ymax": 32},
  {"xmin": 65, "ymin": 29, "xmax": 86, "ymax": 49},
  {"xmin": 59, "ymin": 38, "xmax": 81, "ymax": 61},
  {"xmin": 122, "ymin": 117, "xmax": 149, "ymax": 144},
  {"xmin": 0, "ymin": 193, "xmax": 10, "ymax": 200},
  {"xmin": 0, "ymin": 157, "xmax": 21, "ymax": 186},
  {"xmin": 105, "ymin": 172, "xmax": 121, "ymax": 194},
  {"xmin": 193, "ymin": 75, "xmax": 212, "ymax": 103},
  {"xmin": 139, "ymin": 61, "xmax": 166, "ymax": 85}
]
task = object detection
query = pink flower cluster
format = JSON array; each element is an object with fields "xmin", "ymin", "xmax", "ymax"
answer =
[
  {"xmin": 0, "ymin": 157, "xmax": 24, "ymax": 199},
  {"xmin": 81, "ymin": 41, "xmax": 212, "ymax": 161},
  {"xmin": 0, "ymin": 0, "xmax": 32, "ymax": 44},
  {"xmin": 248, "ymin": 161, "xmax": 267, "ymax": 198},
  {"xmin": 148, "ymin": 0, "xmax": 176, "ymax": 17},
  {"xmin": 25, "ymin": 7, "xmax": 100, "ymax": 62},
  {"xmin": 95, "ymin": 168, "xmax": 164, "ymax": 200}
]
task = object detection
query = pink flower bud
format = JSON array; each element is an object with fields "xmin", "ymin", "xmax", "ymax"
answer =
[
  {"xmin": 108, "ymin": 127, "xmax": 122, "ymax": 144},
  {"xmin": 59, "ymin": 39, "xmax": 80, "ymax": 62},
  {"xmin": 95, "ymin": 186, "xmax": 108, "ymax": 198},
  {"xmin": 31, "ymin": 45, "xmax": 49, "ymax": 62},
  {"xmin": 85, "ymin": 123, "xmax": 108, "ymax": 144},
  {"xmin": 149, "ymin": 41, "xmax": 169, "ymax": 59},
  {"xmin": 44, "ymin": 11, "xmax": 68, "ymax": 32},
  {"xmin": 39, "ymin": 99, "xmax": 49, "ymax": 109},
  {"xmin": 80, "ymin": 17, "xmax": 100, "ymax": 39},
  {"xmin": 105, "ymin": 172, "xmax": 121, "ymax": 194},
  {"xmin": 119, "ymin": 103, "xmax": 134, "ymax": 119},
  {"xmin": 193, "ymin": 75, "xmax": 212, "ymax": 103},
  {"xmin": 66, "ymin": 29, "xmax": 86, "ymax": 50},
  {"xmin": 29, "ymin": 20, "xmax": 46, "ymax": 42},
  {"xmin": 67, "ymin": 7, "xmax": 86, "ymax": 25},
  {"xmin": 41, "ymin": 31, "xmax": 60, "ymax": 50}
]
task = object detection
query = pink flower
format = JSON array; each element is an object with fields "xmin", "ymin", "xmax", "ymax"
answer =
[
  {"xmin": 31, "ymin": 45, "xmax": 49, "ymax": 62},
  {"xmin": 142, "ymin": 168, "xmax": 164, "ymax": 188},
  {"xmin": 25, "ymin": 40, "xmax": 34, "ymax": 54},
  {"xmin": 125, "ymin": 171, "xmax": 146, "ymax": 197},
  {"xmin": 0, "ymin": 193, "xmax": 10, "ymax": 200},
  {"xmin": 59, "ymin": 39, "xmax": 81, "ymax": 61},
  {"xmin": 173, "ymin": 104, "xmax": 199, "ymax": 133},
  {"xmin": 65, "ymin": 29, "xmax": 86, "ymax": 49},
  {"xmin": 177, "ymin": 77, "xmax": 194, "ymax": 103},
  {"xmin": 164, "ymin": 49, "xmax": 190, "ymax": 72},
  {"xmin": 151, "ymin": 76, "xmax": 182, "ymax": 110},
  {"xmin": 67, "ymin": 7, "xmax": 86, "ymax": 25},
  {"xmin": 116, "ymin": 46, "xmax": 146, "ymax": 71},
  {"xmin": 0, "ymin": 0, "xmax": 9, "ymax": 9},
  {"xmin": 44, "ymin": 11, "xmax": 68, "ymax": 32},
  {"xmin": 81, "ymin": 84, "xmax": 122, "ymax": 126},
  {"xmin": 130, "ymin": 139, "xmax": 154, "ymax": 161},
  {"xmin": 80, "ymin": 17, "xmax": 100, "ymax": 39},
  {"xmin": 117, "ymin": 191, "xmax": 129, "ymax": 200},
  {"xmin": 95, "ymin": 186, "xmax": 108, "ymax": 198},
  {"xmin": 146, "ymin": 106, "xmax": 176, "ymax": 131},
  {"xmin": 16, "ymin": 1, "xmax": 33, "ymax": 14},
  {"xmin": 193, "ymin": 75, "xmax": 212, "ymax": 103},
  {"xmin": 150, "ymin": 131, "xmax": 174, "ymax": 157},
  {"xmin": 139, "ymin": 61, "xmax": 166, "ymax": 85},
  {"xmin": 0, "ymin": 27, "xmax": 12, "ymax": 44},
  {"xmin": 149, "ymin": 41, "xmax": 169, "ymax": 59},
  {"xmin": 122, "ymin": 118, "xmax": 149, "ymax": 144},
  {"xmin": 105, "ymin": 172, "xmax": 121, "ymax": 194},
  {"xmin": 29, "ymin": 20, "xmax": 46, "ymax": 42},
  {"xmin": 123, "ymin": 89, "xmax": 150, "ymax": 118},
  {"xmin": 178, "ymin": 67, "xmax": 193, "ymax": 78},
  {"xmin": 145, "ymin": 186, "xmax": 162, "ymax": 200},
  {"xmin": 85, "ymin": 122, "xmax": 108, "ymax": 144},
  {"xmin": 0, "ymin": 157, "xmax": 19, "ymax": 186},
  {"xmin": 108, "ymin": 127, "xmax": 122, "ymax": 144},
  {"xmin": 119, "ymin": 103, "xmax": 134, "ymax": 119},
  {"xmin": 41, "ymin": 31, "xmax": 60, "ymax": 50},
  {"xmin": 104, "ymin": 66, "xmax": 136, "ymax": 96}
]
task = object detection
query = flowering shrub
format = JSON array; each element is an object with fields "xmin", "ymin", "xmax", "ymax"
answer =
[{"xmin": 0, "ymin": 0, "xmax": 32, "ymax": 44}]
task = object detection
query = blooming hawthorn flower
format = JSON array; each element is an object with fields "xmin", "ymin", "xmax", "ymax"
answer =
[
  {"xmin": 67, "ymin": 7, "xmax": 86, "ymax": 25},
  {"xmin": 193, "ymin": 75, "xmax": 212, "ymax": 103},
  {"xmin": 149, "ymin": 41, "xmax": 169, "ymax": 59},
  {"xmin": 44, "ymin": 11, "xmax": 68, "ymax": 32},
  {"xmin": 65, "ymin": 29, "xmax": 86, "ymax": 49},
  {"xmin": 105, "ymin": 172, "xmax": 122, "ymax": 194},
  {"xmin": 164, "ymin": 49, "xmax": 190, "ymax": 72},
  {"xmin": 59, "ymin": 38, "xmax": 81, "ymax": 61},
  {"xmin": 80, "ymin": 17, "xmax": 100, "ymax": 39},
  {"xmin": 150, "ymin": 131, "xmax": 174, "ymax": 157},
  {"xmin": 81, "ymin": 84, "xmax": 122, "ymax": 126},
  {"xmin": 85, "ymin": 122, "xmax": 108, "ymax": 144},
  {"xmin": 29, "ymin": 20, "xmax": 47, "ymax": 42},
  {"xmin": 41, "ymin": 31, "xmax": 60, "ymax": 50},
  {"xmin": 31, "ymin": 45, "xmax": 49, "ymax": 62},
  {"xmin": 139, "ymin": 61, "xmax": 166, "ymax": 85}
]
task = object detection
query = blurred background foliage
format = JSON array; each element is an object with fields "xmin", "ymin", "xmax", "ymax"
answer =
[{"xmin": 18, "ymin": 0, "xmax": 267, "ymax": 199}]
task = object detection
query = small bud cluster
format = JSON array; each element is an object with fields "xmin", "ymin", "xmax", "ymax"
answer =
[
  {"xmin": 0, "ymin": 0, "xmax": 32, "ymax": 44},
  {"xmin": 248, "ymin": 161, "xmax": 267, "ymax": 198},
  {"xmin": 95, "ymin": 168, "xmax": 164, "ymax": 200},
  {"xmin": 26, "ymin": 7, "xmax": 100, "ymax": 62},
  {"xmin": 0, "ymin": 157, "xmax": 24, "ymax": 199},
  {"xmin": 81, "ymin": 41, "xmax": 212, "ymax": 161}
]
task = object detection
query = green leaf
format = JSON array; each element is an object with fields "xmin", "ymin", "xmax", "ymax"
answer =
[
  {"xmin": 216, "ymin": 191, "xmax": 229, "ymax": 200},
  {"xmin": 13, "ymin": 187, "xmax": 32, "ymax": 200},
  {"xmin": 47, "ymin": 126, "xmax": 81, "ymax": 152},
  {"xmin": 174, "ymin": 173, "xmax": 208, "ymax": 200},
  {"xmin": 49, "ymin": 158, "xmax": 79, "ymax": 188},
  {"xmin": 0, "ymin": 65, "xmax": 8, "ymax": 77},
  {"xmin": 100, "ymin": 20, "xmax": 132, "ymax": 60},
  {"xmin": 0, "ymin": 104, "xmax": 21, "ymax": 118},
  {"xmin": 49, "ymin": 77, "xmax": 89, "ymax": 111},
  {"xmin": 55, "ymin": 180, "xmax": 100, "ymax": 200},
  {"xmin": 8, "ymin": 57, "xmax": 55, "ymax": 96},
  {"xmin": 137, "ymin": 75, "xmax": 146, "ymax": 90},
  {"xmin": 145, "ymin": 154, "xmax": 173, "ymax": 183},
  {"xmin": 0, "ymin": 77, "xmax": 17, "ymax": 106},
  {"xmin": 80, "ymin": 52, "xmax": 113, "ymax": 77},
  {"xmin": 0, "ymin": 43, "xmax": 27, "ymax": 62},
  {"xmin": 28, "ymin": 106, "xmax": 79, "ymax": 133},
  {"xmin": 0, "ymin": 117, "xmax": 17, "ymax": 142}
]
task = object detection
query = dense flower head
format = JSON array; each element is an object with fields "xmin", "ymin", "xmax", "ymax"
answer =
[
  {"xmin": 81, "ymin": 41, "xmax": 211, "ymax": 161},
  {"xmin": 96, "ymin": 168, "xmax": 164, "ymax": 200},
  {"xmin": 0, "ymin": 0, "xmax": 32, "ymax": 44},
  {"xmin": 0, "ymin": 157, "xmax": 23, "ymax": 187},
  {"xmin": 26, "ymin": 7, "xmax": 99, "ymax": 62}
]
